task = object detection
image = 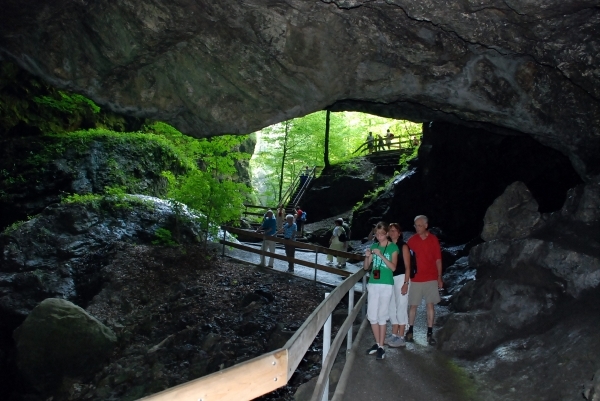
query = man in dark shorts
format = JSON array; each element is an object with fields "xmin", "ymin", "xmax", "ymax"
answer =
[{"xmin": 406, "ymin": 215, "xmax": 443, "ymax": 346}]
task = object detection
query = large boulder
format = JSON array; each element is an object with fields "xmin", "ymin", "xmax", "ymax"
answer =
[
  {"xmin": 13, "ymin": 298, "xmax": 117, "ymax": 393},
  {"xmin": 480, "ymin": 181, "xmax": 542, "ymax": 241}
]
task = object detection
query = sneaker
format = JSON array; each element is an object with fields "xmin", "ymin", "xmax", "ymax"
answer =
[
  {"xmin": 405, "ymin": 330, "xmax": 414, "ymax": 342},
  {"xmin": 427, "ymin": 334, "xmax": 436, "ymax": 346},
  {"xmin": 336, "ymin": 264, "xmax": 343, "ymax": 268},
  {"xmin": 388, "ymin": 336, "xmax": 406, "ymax": 348},
  {"xmin": 376, "ymin": 347, "xmax": 385, "ymax": 360},
  {"xmin": 287, "ymin": 268, "xmax": 294, "ymax": 273},
  {"xmin": 326, "ymin": 262, "xmax": 334, "ymax": 266},
  {"xmin": 384, "ymin": 334, "xmax": 394, "ymax": 345},
  {"xmin": 366, "ymin": 344, "xmax": 379, "ymax": 355},
  {"xmin": 340, "ymin": 263, "xmax": 347, "ymax": 268}
]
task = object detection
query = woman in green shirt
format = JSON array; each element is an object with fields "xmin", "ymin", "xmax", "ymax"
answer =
[{"xmin": 363, "ymin": 222, "xmax": 398, "ymax": 360}]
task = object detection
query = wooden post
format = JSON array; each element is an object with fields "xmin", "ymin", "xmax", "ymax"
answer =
[
  {"xmin": 347, "ymin": 287, "xmax": 354, "ymax": 351},
  {"xmin": 222, "ymin": 227, "xmax": 226, "ymax": 256},
  {"xmin": 322, "ymin": 292, "xmax": 331, "ymax": 401},
  {"xmin": 314, "ymin": 249, "xmax": 319, "ymax": 283}
]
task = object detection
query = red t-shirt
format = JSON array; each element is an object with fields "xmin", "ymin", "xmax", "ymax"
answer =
[
  {"xmin": 296, "ymin": 209, "xmax": 303, "ymax": 220},
  {"xmin": 407, "ymin": 233, "xmax": 442, "ymax": 282}
]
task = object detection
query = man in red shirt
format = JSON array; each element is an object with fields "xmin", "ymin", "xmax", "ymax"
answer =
[{"xmin": 406, "ymin": 215, "xmax": 443, "ymax": 345}]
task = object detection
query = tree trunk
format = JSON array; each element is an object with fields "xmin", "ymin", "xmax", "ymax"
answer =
[
  {"xmin": 278, "ymin": 120, "xmax": 290, "ymax": 202},
  {"xmin": 324, "ymin": 110, "xmax": 330, "ymax": 169}
]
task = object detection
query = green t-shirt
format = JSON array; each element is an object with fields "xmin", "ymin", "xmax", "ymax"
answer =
[{"xmin": 368, "ymin": 241, "xmax": 398, "ymax": 285}]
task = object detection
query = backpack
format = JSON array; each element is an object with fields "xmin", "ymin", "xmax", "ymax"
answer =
[
  {"xmin": 409, "ymin": 249, "xmax": 417, "ymax": 279},
  {"xmin": 300, "ymin": 211, "xmax": 307, "ymax": 221}
]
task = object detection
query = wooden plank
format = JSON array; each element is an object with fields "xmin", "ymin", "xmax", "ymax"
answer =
[
  {"xmin": 219, "ymin": 240, "xmax": 351, "ymax": 277},
  {"xmin": 284, "ymin": 269, "xmax": 366, "ymax": 378},
  {"xmin": 138, "ymin": 349, "xmax": 288, "ymax": 401}
]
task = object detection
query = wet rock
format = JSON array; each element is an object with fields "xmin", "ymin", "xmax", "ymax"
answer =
[
  {"xmin": 438, "ymin": 279, "xmax": 559, "ymax": 355},
  {"xmin": 13, "ymin": 298, "xmax": 117, "ymax": 393},
  {"xmin": 266, "ymin": 323, "xmax": 296, "ymax": 352},
  {"xmin": 470, "ymin": 238, "xmax": 600, "ymax": 298},
  {"xmin": 583, "ymin": 369, "xmax": 600, "ymax": 401},
  {"xmin": 0, "ymin": 197, "xmax": 237, "ymax": 335},
  {"xmin": 481, "ymin": 181, "xmax": 543, "ymax": 241}
]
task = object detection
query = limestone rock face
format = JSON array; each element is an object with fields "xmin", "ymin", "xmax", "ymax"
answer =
[
  {"xmin": 0, "ymin": 196, "xmax": 220, "ymax": 334},
  {"xmin": 13, "ymin": 298, "xmax": 117, "ymax": 393},
  {"xmin": 0, "ymin": 0, "xmax": 599, "ymax": 178},
  {"xmin": 481, "ymin": 181, "xmax": 542, "ymax": 241}
]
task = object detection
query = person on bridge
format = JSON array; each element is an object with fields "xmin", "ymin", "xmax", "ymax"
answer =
[
  {"xmin": 277, "ymin": 214, "xmax": 297, "ymax": 273},
  {"xmin": 385, "ymin": 129, "xmax": 394, "ymax": 149},
  {"xmin": 295, "ymin": 206, "xmax": 305, "ymax": 236},
  {"xmin": 385, "ymin": 223, "xmax": 411, "ymax": 348},
  {"xmin": 377, "ymin": 134, "xmax": 385, "ymax": 151},
  {"xmin": 367, "ymin": 132, "xmax": 374, "ymax": 154},
  {"xmin": 406, "ymin": 215, "xmax": 443, "ymax": 346},
  {"xmin": 363, "ymin": 222, "xmax": 398, "ymax": 360},
  {"xmin": 326, "ymin": 219, "xmax": 346, "ymax": 268},
  {"xmin": 276, "ymin": 204, "xmax": 285, "ymax": 230},
  {"xmin": 256, "ymin": 210, "xmax": 277, "ymax": 268}
]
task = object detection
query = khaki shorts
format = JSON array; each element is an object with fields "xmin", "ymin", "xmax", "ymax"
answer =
[{"xmin": 408, "ymin": 281, "xmax": 440, "ymax": 305}]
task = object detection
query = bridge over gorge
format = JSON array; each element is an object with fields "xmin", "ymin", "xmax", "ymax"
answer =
[{"xmin": 137, "ymin": 226, "xmax": 476, "ymax": 401}]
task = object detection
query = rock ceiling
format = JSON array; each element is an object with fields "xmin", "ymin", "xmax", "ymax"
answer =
[{"xmin": 0, "ymin": 0, "xmax": 598, "ymax": 178}]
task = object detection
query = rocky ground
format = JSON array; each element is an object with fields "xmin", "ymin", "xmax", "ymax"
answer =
[{"xmin": 8, "ymin": 242, "xmax": 342, "ymax": 401}]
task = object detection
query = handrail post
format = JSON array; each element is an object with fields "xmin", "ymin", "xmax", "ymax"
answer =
[
  {"xmin": 361, "ymin": 275, "xmax": 367, "ymax": 321},
  {"xmin": 222, "ymin": 226, "xmax": 226, "ymax": 256},
  {"xmin": 322, "ymin": 292, "xmax": 331, "ymax": 401},
  {"xmin": 314, "ymin": 249, "xmax": 319, "ymax": 283},
  {"xmin": 347, "ymin": 287, "xmax": 354, "ymax": 351}
]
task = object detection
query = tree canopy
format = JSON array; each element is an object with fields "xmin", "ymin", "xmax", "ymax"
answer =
[{"xmin": 250, "ymin": 111, "xmax": 421, "ymax": 206}]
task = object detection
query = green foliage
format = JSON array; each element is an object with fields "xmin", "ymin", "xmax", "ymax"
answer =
[
  {"xmin": 152, "ymin": 228, "xmax": 178, "ymax": 247},
  {"xmin": 3, "ymin": 220, "xmax": 27, "ymax": 235},
  {"xmin": 33, "ymin": 91, "xmax": 100, "ymax": 114},
  {"xmin": 250, "ymin": 111, "xmax": 422, "ymax": 205}
]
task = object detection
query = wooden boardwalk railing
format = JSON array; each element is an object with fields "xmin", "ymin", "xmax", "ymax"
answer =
[
  {"xmin": 220, "ymin": 226, "xmax": 364, "ymax": 278},
  {"xmin": 138, "ymin": 228, "xmax": 368, "ymax": 401}
]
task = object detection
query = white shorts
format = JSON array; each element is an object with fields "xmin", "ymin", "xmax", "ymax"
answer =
[
  {"xmin": 367, "ymin": 283, "xmax": 393, "ymax": 325},
  {"xmin": 389, "ymin": 274, "xmax": 409, "ymax": 325}
]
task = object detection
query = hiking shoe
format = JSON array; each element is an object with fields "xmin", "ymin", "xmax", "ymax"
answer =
[
  {"xmin": 366, "ymin": 344, "xmax": 379, "ymax": 355},
  {"xmin": 287, "ymin": 268, "xmax": 294, "ymax": 273},
  {"xmin": 427, "ymin": 334, "xmax": 437, "ymax": 346},
  {"xmin": 376, "ymin": 347, "xmax": 385, "ymax": 360},
  {"xmin": 384, "ymin": 334, "xmax": 394, "ymax": 345},
  {"xmin": 388, "ymin": 336, "xmax": 406, "ymax": 348},
  {"xmin": 405, "ymin": 331, "xmax": 414, "ymax": 342},
  {"xmin": 326, "ymin": 262, "xmax": 334, "ymax": 266}
]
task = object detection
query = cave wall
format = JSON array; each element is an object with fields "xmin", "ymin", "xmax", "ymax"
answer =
[
  {"xmin": 0, "ymin": 0, "xmax": 598, "ymax": 179},
  {"xmin": 352, "ymin": 121, "xmax": 583, "ymax": 243}
]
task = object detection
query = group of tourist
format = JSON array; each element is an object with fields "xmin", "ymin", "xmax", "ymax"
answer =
[
  {"xmin": 364, "ymin": 215, "xmax": 443, "ymax": 360},
  {"xmin": 366, "ymin": 130, "xmax": 421, "ymax": 153},
  {"xmin": 256, "ymin": 204, "xmax": 307, "ymax": 273},
  {"xmin": 256, "ymin": 208, "xmax": 443, "ymax": 361}
]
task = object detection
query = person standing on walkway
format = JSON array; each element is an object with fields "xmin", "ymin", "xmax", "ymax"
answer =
[
  {"xmin": 326, "ymin": 219, "xmax": 346, "ymax": 268},
  {"xmin": 367, "ymin": 132, "xmax": 374, "ymax": 154},
  {"xmin": 339, "ymin": 217, "xmax": 351, "ymax": 268},
  {"xmin": 385, "ymin": 129, "xmax": 394, "ymax": 149},
  {"xmin": 277, "ymin": 214, "xmax": 297, "ymax": 273},
  {"xmin": 377, "ymin": 134, "xmax": 385, "ymax": 151},
  {"xmin": 295, "ymin": 206, "xmax": 305, "ymax": 236},
  {"xmin": 406, "ymin": 215, "xmax": 443, "ymax": 346},
  {"xmin": 385, "ymin": 223, "xmax": 411, "ymax": 348},
  {"xmin": 363, "ymin": 222, "xmax": 398, "ymax": 360},
  {"xmin": 276, "ymin": 204, "xmax": 285, "ymax": 230},
  {"xmin": 256, "ymin": 210, "xmax": 277, "ymax": 268}
]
